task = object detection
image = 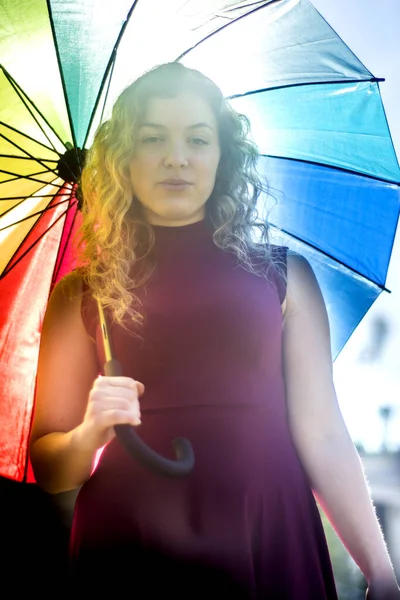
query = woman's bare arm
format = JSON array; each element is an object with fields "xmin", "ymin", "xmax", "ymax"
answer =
[
  {"xmin": 282, "ymin": 252, "xmax": 398, "ymax": 589},
  {"xmin": 29, "ymin": 271, "xmax": 100, "ymax": 493}
]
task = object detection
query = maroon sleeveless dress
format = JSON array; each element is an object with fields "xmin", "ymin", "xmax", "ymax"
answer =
[{"xmin": 69, "ymin": 219, "xmax": 338, "ymax": 599}]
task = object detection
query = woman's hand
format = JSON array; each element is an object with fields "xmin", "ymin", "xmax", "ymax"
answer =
[
  {"xmin": 76, "ymin": 375, "xmax": 145, "ymax": 452},
  {"xmin": 366, "ymin": 577, "xmax": 400, "ymax": 599}
]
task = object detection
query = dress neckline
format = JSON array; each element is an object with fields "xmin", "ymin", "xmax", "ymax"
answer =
[{"xmin": 152, "ymin": 218, "xmax": 213, "ymax": 246}]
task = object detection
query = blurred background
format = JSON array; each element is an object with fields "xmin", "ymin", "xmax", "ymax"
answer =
[{"xmin": 310, "ymin": 1, "xmax": 400, "ymax": 596}]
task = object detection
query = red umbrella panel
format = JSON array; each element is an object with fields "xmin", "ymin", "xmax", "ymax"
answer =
[{"xmin": 0, "ymin": 186, "xmax": 80, "ymax": 481}]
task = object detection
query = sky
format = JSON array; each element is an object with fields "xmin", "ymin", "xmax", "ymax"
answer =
[{"xmin": 310, "ymin": 0, "xmax": 400, "ymax": 452}]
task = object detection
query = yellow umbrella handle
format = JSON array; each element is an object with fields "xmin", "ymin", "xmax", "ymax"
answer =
[{"xmin": 97, "ymin": 301, "xmax": 195, "ymax": 478}]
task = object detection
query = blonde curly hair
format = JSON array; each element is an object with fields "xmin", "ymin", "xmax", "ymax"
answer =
[{"xmin": 75, "ymin": 62, "xmax": 285, "ymax": 330}]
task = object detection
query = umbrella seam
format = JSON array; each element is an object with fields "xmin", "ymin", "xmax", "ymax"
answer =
[
  {"xmin": 84, "ymin": 1, "xmax": 139, "ymax": 148},
  {"xmin": 96, "ymin": 57, "xmax": 116, "ymax": 145},
  {"xmin": 260, "ymin": 154, "xmax": 400, "ymax": 187},
  {"xmin": 0, "ymin": 66, "xmax": 67, "ymax": 155},
  {"xmin": 0, "ymin": 167, "xmax": 57, "ymax": 181},
  {"xmin": 375, "ymin": 80, "xmax": 400, "ymax": 174},
  {"xmin": 0, "ymin": 168, "xmax": 62, "ymax": 188},
  {"xmin": 0, "ymin": 123, "xmax": 60, "ymax": 155},
  {"xmin": 45, "ymin": 0, "xmax": 77, "ymax": 150},
  {"xmin": 0, "ymin": 194, "xmax": 60, "ymax": 202},
  {"xmin": 51, "ymin": 196, "xmax": 80, "ymax": 286},
  {"xmin": 0, "ymin": 197, "xmax": 71, "ymax": 233},
  {"xmin": 270, "ymin": 223, "xmax": 392, "ymax": 293},
  {"xmin": 0, "ymin": 154, "xmax": 57, "ymax": 163},
  {"xmin": 226, "ymin": 77, "xmax": 385, "ymax": 100},
  {"xmin": 175, "ymin": 0, "xmax": 278, "ymax": 62},
  {"xmin": 0, "ymin": 199, "xmax": 76, "ymax": 279},
  {"xmin": 2, "ymin": 67, "xmax": 78, "ymax": 183}
]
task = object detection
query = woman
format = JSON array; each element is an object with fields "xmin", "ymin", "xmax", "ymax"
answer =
[{"xmin": 30, "ymin": 63, "xmax": 399, "ymax": 598}]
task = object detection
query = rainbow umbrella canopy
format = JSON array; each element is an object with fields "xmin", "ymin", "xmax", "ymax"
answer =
[{"xmin": 1, "ymin": 0, "xmax": 400, "ymax": 483}]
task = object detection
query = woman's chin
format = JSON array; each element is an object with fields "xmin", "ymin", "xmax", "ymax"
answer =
[{"xmin": 145, "ymin": 203, "xmax": 205, "ymax": 225}]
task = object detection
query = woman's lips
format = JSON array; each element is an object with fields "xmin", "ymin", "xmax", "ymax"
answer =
[{"xmin": 159, "ymin": 180, "xmax": 193, "ymax": 190}]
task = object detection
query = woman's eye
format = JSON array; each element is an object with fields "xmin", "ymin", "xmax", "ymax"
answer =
[
  {"xmin": 190, "ymin": 137, "xmax": 209, "ymax": 145},
  {"xmin": 142, "ymin": 136, "xmax": 163, "ymax": 143}
]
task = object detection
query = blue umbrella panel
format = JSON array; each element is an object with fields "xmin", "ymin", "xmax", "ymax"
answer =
[{"xmin": 179, "ymin": 0, "xmax": 400, "ymax": 359}]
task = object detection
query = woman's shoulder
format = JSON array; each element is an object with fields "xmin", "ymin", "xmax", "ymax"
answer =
[
  {"xmin": 45, "ymin": 269, "xmax": 98, "ymax": 341},
  {"xmin": 284, "ymin": 250, "xmax": 324, "ymax": 320},
  {"xmin": 266, "ymin": 246, "xmax": 315, "ymax": 318},
  {"xmin": 286, "ymin": 249, "xmax": 316, "ymax": 283},
  {"xmin": 268, "ymin": 245, "xmax": 313, "ymax": 273},
  {"xmin": 257, "ymin": 243, "xmax": 289, "ymax": 308},
  {"xmin": 50, "ymin": 268, "xmax": 85, "ymax": 303},
  {"xmin": 37, "ymin": 271, "xmax": 88, "ymax": 350},
  {"xmin": 45, "ymin": 269, "xmax": 91, "ymax": 324}
]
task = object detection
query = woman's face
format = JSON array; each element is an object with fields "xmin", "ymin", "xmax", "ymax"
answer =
[{"xmin": 129, "ymin": 91, "xmax": 221, "ymax": 226}]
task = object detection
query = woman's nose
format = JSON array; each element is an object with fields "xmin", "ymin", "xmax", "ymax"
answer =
[{"xmin": 163, "ymin": 141, "xmax": 189, "ymax": 168}]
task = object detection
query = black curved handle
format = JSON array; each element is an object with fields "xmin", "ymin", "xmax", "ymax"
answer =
[{"xmin": 104, "ymin": 359, "xmax": 195, "ymax": 478}]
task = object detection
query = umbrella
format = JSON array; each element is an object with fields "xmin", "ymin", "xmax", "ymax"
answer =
[{"xmin": 1, "ymin": 0, "xmax": 400, "ymax": 484}]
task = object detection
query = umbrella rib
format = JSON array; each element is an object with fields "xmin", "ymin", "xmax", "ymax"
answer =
[
  {"xmin": 0, "ymin": 131, "xmax": 62, "ymax": 180},
  {"xmin": 45, "ymin": 0, "xmax": 81, "ymax": 151},
  {"xmin": 0, "ymin": 175, "xmax": 19, "ymax": 184},
  {"xmin": 0, "ymin": 194, "xmax": 62, "ymax": 202},
  {"xmin": 175, "ymin": 0, "xmax": 283, "ymax": 62},
  {"xmin": 0, "ymin": 198, "xmax": 71, "ymax": 232},
  {"xmin": 98, "ymin": 57, "xmax": 116, "ymax": 134},
  {"xmin": 0, "ymin": 129, "xmax": 63, "ymax": 181},
  {"xmin": 2, "ymin": 67, "xmax": 67, "ymax": 156},
  {"xmin": 269, "ymin": 223, "xmax": 391, "ymax": 294},
  {"xmin": 0, "ymin": 194, "xmax": 70, "ymax": 225},
  {"xmin": 24, "ymin": 169, "xmax": 57, "ymax": 178},
  {"xmin": 0, "ymin": 167, "xmax": 62, "ymax": 188},
  {"xmin": 51, "ymin": 204, "xmax": 80, "ymax": 286},
  {"xmin": 83, "ymin": 0, "xmax": 139, "ymax": 149},
  {"xmin": 0, "ymin": 167, "xmax": 53, "ymax": 180},
  {"xmin": 0, "ymin": 199, "xmax": 77, "ymax": 280},
  {"xmin": 226, "ymin": 77, "xmax": 385, "ymax": 100},
  {"xmin": 0, "ymin": 122, "xmax": 61, "ymax": 155},
  {"xmin": 223, "ymin": 1, "xmax": 270, "ymax": 12},
  {"xmin": 0, "ymin": 154, "xmax": 57, "ymax": 164},
  {"xmin": 260, "ymin": 153, "xmax": 400, "ymax": 187},
  {"xmin": 0, "ymin": 126, "xmax": 68, "ymax": 177}
]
